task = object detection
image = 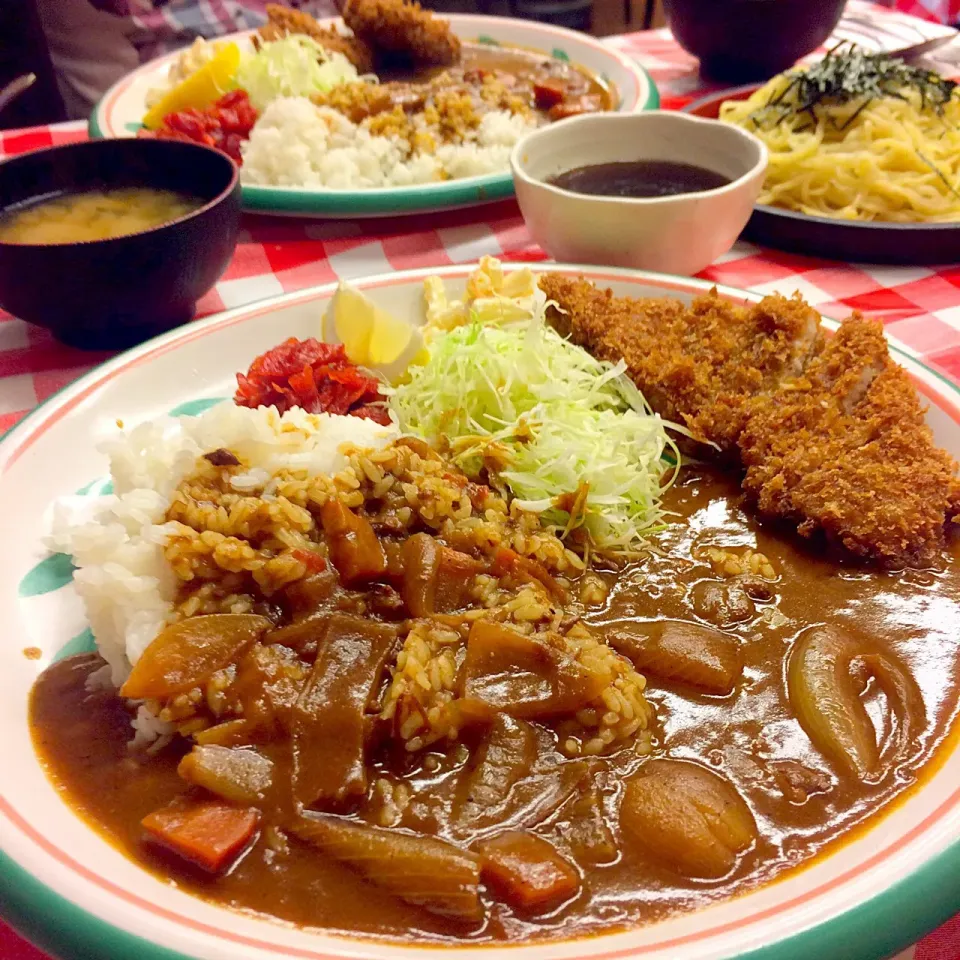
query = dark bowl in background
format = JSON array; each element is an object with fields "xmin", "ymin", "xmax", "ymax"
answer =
[
  {"xmin": 663, "ymin": 0, "xmax": 847, "ymax": 82},
  {"xmin": 0, "ymin": 138, "xmax": 241, "ymax": 350}
]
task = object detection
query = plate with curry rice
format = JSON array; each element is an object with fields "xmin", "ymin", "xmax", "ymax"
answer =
[
  {"xmin": 89, "ymin": 5, "xmax": 657, "ymax": 217},
  {"xmin": 0, "ymin": 261, "xmax": 959, "ymax": 960}
]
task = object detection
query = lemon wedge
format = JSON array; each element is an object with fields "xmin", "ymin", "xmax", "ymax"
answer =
[
  {"xmin": 323, "ymin": 283, "xmax": 426, "ymax": 382},
  {"xmin": 142, "ymin": 42, "xmax": 241, "ymax": 130}
]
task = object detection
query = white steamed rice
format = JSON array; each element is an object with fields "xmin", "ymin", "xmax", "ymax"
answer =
[
  {"xmin": 48, "ymin": 404, "xmax": 398, "ymax": 698},
  {"xmin": 239, "ymin": 97, "xmax": 538, "ymax": 189}
]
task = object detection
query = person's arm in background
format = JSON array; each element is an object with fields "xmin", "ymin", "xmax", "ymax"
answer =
[
  {"xmin": 0, "ymin": 0, "xmax": 66, "ymax": 127},
  {"xmin": 36, "ymin": 0, "xmax": 342, "ymax": 121},
  {"xmin": 122, "ymin": 0, "xmax": 338, "ymax": 69},
  {"xmin": 34, "ymin": 0, "xmax": 143, "ymax": 119}
]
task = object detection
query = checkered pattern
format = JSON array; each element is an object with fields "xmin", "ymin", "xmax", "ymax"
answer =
[
  {"xmin": 2, "ymin": 5, "xmax": 960, "ymax": 958},
  {"xmin": 124, "ymin": 0, "xmax": 338, "ymax": 62},
  {"xmin": 893, "ymin": 0, "xmax": 960, "ymax": 24}
]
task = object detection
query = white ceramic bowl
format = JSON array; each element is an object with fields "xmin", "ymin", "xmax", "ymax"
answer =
[{"xmin": 511, "ymin": 112, "xmax": 767, "ymax": 275}]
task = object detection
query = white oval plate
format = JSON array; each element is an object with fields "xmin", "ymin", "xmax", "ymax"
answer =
[
  {"xmin": 1, "ymin": 265, "xmax": 959, "ymax": 960},
  {"xmin": 89, "ymin": 17, "xmax": 658, "ymax": 218}
]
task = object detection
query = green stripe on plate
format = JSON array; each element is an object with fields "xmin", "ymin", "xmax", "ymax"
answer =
[
  {"xmin": 53, "ymin": 627, "xmax": 96, "ymax": 662},
  {"xmin": 0, "ymin": 850, "xmax": 193, "ymax": 960},
  {"xmin": 1, "ymin": 827, "xmax": 960, "ymax": 960},
  {"xmin": 18, "ymin": 553, "xmax": 75, "ymax": 598}
]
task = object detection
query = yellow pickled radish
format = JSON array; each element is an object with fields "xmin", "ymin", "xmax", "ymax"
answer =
[
  {"xmin": 323, "ymin": 283, "xmax": 425, "ymax": 381},
  {"xmin": 142, "ymin": 42, "xmax": 242, "ymax": 130}
]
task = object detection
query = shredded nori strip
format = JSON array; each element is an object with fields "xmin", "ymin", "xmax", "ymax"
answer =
[
  {"xmin": 917, "ymin": 151, "xmax": 960, "ymax": 201},
  {"xmin": 748, "ymin": 43, "xmax": 958, "ymax": 130}
]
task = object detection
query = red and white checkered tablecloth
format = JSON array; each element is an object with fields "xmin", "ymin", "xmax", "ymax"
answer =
[
  {"xmin": 2, "ymin": 5, "xmax": 960, "ymax": 959},
  {"xmin": 894, "ymin": 0, "xmax": 960, "ymax": 23}
]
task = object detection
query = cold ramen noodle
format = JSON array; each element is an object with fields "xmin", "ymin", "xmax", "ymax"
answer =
[
  {"xmin": 137, "ymin": 1, "xmax": 614, "ymax": 188},
  {"xmin": 30, "ymin": 260, "xmax": 960, "ymax": 942},
  {"xmin": 720, "ymin": 45, "xmax": 960, "ymax": 223}
]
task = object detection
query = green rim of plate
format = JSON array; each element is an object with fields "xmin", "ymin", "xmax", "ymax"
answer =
[
  {"xmin": 87, "ymin": 67, "xmax": 659, "ymax": 216},
  {"xmin": 2, "ymin": 268, "xmax": 959, "ymax": 960},
  {"xmin": 3, "ymin": 834, "xmax": 960, "ymax": 960},
  {"xmin": 238, "ymin": 171, "xmax": 519, "ymax": 215}
]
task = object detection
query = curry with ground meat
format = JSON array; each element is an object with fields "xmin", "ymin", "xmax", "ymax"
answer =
[
  {"xmin": 30, "ymin": 465, "xmax": 960, "ymax": 943},
  {"xmin": 410, "ymin": 43, "xmax": 616, "ymax": 121},
  {"xmin": 311, "ymin": 44, "xmax": 616, "ymax": 131}
]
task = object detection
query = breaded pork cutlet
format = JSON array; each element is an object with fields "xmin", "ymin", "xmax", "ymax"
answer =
[
  {"xmin": 540, "ymin": 275, "xmax": 821, "ymax": 457},
  {"xmin": 739, "ymin": 317, "xmax": 960, "ymax": 565},
  {"xmin": 539, "ymin": 274, "xmax": 960, "ymax": 566},
  {"xmin": 342, "ymin": 0, "xmax": 461, "ymax": 68},
  {"xmin": 260, "ymin": 4, "xmax": 375, "ymax": 74}
]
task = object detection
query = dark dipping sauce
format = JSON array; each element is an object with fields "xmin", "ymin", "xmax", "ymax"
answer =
[{"xmin": 549, "ymin": 160, "xmax": 731, "ymax": 199}]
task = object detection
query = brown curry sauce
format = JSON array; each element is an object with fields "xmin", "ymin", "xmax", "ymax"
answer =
[
  {"xmin": 29, "ymin": 467, "xmax": 960, "ymax": 943},
  {"xmin": 409, "ymin": 42, "xmax": 615, "ymax": 121}
]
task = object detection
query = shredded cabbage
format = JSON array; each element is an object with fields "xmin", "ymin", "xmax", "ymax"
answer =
[
  {"xmin": 236, "ymin": 36, "xmax": 362, "ymax": 112},
  {"xmin": 389, "ymin": 307, "xmax": 681, "ymax": 556}
]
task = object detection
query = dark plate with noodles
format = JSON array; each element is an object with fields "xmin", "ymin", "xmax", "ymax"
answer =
[{"xmin": 685, "ymin": 50, "xmax": 960, "ymax": 265}]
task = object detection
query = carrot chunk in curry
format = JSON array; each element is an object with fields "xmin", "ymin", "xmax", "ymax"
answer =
[
  {"xmin": 142, "ymin": 801, "xmax": 259, "ymax": 874},
  {"xmin": 320, "ymin": 499, "xmax": 388, "ymax": 585},
  {"xmin": 477, "ymin": 831, "xmax": 581, "ymax": 913}
]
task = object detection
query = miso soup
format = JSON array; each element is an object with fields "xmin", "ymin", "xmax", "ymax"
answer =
[{"xmin": 0, "ymin": 187, "xmax": 204, "ymax": 245}]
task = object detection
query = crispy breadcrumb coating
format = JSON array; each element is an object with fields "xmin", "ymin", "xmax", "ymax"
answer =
[
  {"xmin": 540, "ymin": 274, "xmax": 821, "ymax": 456},
  {"xmin": 342, "ymin": 0, "xmax": 461, "ymax": 67},
  {"xmin": 260, "ymin": 4, "xmax": 375, "ymax": 74},
  {"xmin": 539, "ymin": 274, "xmax": 959, "ymax": 566},
  {"xmin": 739, "ymin": 317, "xmax": 960, "ymax": 565}
]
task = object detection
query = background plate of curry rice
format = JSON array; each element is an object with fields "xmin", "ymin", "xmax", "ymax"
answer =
[
  {"xmin": 89, "ymin": 16, "xmax": 656, "ymax": 218},
  {"xmin": 1, "ymin": 263, "xmax": 959, "ymax": 960}
]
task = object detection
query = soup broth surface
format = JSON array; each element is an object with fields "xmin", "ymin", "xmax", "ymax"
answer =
[{"xmin": 0, "ymin": 187, "xmax": 203, "ymax": 245}]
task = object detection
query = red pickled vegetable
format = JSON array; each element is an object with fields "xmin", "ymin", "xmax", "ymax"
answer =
[
  {"xmin": 533, "ymin": 79, "xmax": 566, "ymax": 110},
  {"xmin": 234, "ymin": 337, "xmax": 389, "ymax": 422},
  {"xmin": 139, "ymin": 90, "xmax": 258, "ymax": 165}
]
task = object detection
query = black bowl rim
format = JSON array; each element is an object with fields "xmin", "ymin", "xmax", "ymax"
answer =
[
  {"xmin": 0, "ymin": 138, "xmax": 240, "ymax": 251},
  {"xmin": 682, "ymin": 84, "xmax": 960, "ymax": 236}
]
